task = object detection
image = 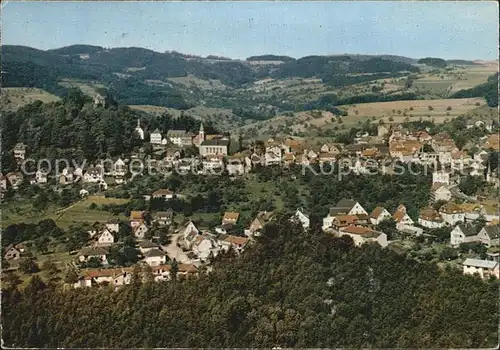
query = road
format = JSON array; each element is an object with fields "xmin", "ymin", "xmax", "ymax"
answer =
[
  {"xmin": 449, "ymin": 184, "xmax": 478, "ymax": 203},
  {"xmin": 162, "ymin": 232, "xmax": 191, "ymax": 264}
]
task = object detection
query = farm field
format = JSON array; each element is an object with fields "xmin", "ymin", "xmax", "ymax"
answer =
[
  {"xmin": 337, "ymin": 97, "xmax": 484, "ymax": 119},
  {"xmin": 0, "ymin": 87, "xmax": 61, "ymax": 111},
  {"xmin": 450, "ymin": 63, "xmax": 498, "ymax": 91},
  {"xmin": 59, "ymin": 78, "xmax": 106, "ymax": 96},
  {"xmin": 50, "ymin": 196, "xmax": 129, "ymax": 229},
  {"xmin": 241, "ymin": 97, "xmax": 487, "ymax": 136},
  {"xmin": 1, "ymin": 195, "xmax": 129, "ymax": 230},
  {"xmin": 167, "ymin": 75, "xmax": 227, "ymax": 90}
]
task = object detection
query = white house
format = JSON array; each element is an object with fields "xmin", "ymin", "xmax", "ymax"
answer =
[
  {"xmin": 450, "ymin": 223, "xmax": 480, "ymax": 247},
  {"xmin": 218, "ymin": 234, "xmax": 250, "ymax": 254},
  {"xmin": 97, "ymin": 229, "xmax": 115, "ymax": 246},
  {"xmin": 245, "ymin": 211, "xmax": 274, "ymax": 237},
  {"xmin": 334, "ymin": 199, "xmax": 368, "ymax": 216},
  {"xmin": 167, "ymin": 130, "xmax": 193, "ymax": 147},
  {"xmin": 432, "ymin": 170, "xmax": 450, "ymax": 185},
  {"xmin": 150, "ymin": 128, "xmax": 163, "ymax": 145},
  {"xmin": 439, "ymin": 202, "xmax": 465, "ymax": 226},
  {"xmin": 462, "ymin": 258, "xmax": 499, "ymax": 279},
  {"xmin": 79, "ymin": 189, "xmax": 90, "ymax": 197},
  {"xmin": 83, "ymin": 167, "xmax": 104, "ymax": 183},
  {"xmin": 431, "ymin": 183, "xmax": 452, "ymax": 202},
  {"xmin": 477, "ymin": 224, "xmax": 500, "ymax": 248},
  {"xmin": 182, "ymin": 221, "xmax": 199, "ymax": 239},
  {"xmin": 222, "ymin": 212, "xmax": 240, "ymax": 225},
  {"xmin": 78, "ymin": 247, "xmax": 108, "ymax": 265},
  {"xmin": 226, "ymin": 159, "xmax": 245, "ymax": 176},
  {"xmin": 113, "ymin": 158, "xmax": 127, "ymax": 177},
  {"xmin": 4, "ymin": 244, "xmax": 21, "ymax": 260},
  {"xmin": 339, "ymin": 226, "xmax": 388, "ymax": 248},
  {"xmin": 370, "ymin": 207, "xmax": 392, "ymax": 226},
  {"xmin": 13, "ymin": 143, "xmax": 26, "ymax": 160},
  {"xmin": 129, "ymin": 211, "xmax": 145, "ymax": 228},
  {"xmin": 105, "ymin": 219, "xmax": 120, "ymax": 234},
  {"xmin": 323, "ymin": 199, "xmax": 368, "ymax": 230},
  {"xmin": 152, "ymin": 189, "xmax": 174, "ymax": 201},
  {"xmin": 153, "ymin": 210, "xmax": 173, "ymax": 226},
  {"xmin": 144, "ymin": 249, "xmax": 167, "ymax": 266},
  {"xmin": 393, "ymin": 204, "xmax": 415, "ymax": 231},
  {"xmin": 35, "ymin": 169, "xmax": 48, "ymax": 184},
  {"xmin": 192, "ymin": 233, "xmax": 220, "ymax": 261},
  {"xmin": 138, "ymin": 240, "xmax": 160, "ymax": 254},
  {"xmin": 418, "ymin": 207, "xmax": 445, "ymax": 229},
  {"xmin": 264, "ymin": 151, "xmax": 281, "ymax": 166},
  {"xmin": 133, "ymin": 223, "xmax": 149, "ymax": 239},
  {"xmin": 292, "ymin": 208, "xmax": 310, "ymax": 229}
]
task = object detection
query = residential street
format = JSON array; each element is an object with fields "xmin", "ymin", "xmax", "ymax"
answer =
[{"xmin": 162, "ymin": 232, "xmax": 191, "ymax": 264}]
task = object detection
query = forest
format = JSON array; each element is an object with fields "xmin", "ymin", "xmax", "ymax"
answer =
[
  {"xmin": 2, "ymin": 215, "xmax": 498, "ymax": 348},
  {"xmin": 451, "ymin": 73, "xmax": 499, "ymax": 107},
  {"xmin": 0, "ymin": 89, "xmax": 217, "ymax": 172},
  {"xmin": 417, "ymin": 57, "xmax": 448, "ymax": 68}
]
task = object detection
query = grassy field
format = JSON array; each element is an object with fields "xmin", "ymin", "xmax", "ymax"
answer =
[
  {"xmin": 1, "ymin": 196, "xmax": 129, "ymax": 230},
  {"xmin": 241, "ymin": 97, "xmax": 485, "ymax": 136},
  {"xmin": 167, "ymin": 74, "xmax": 227, "ymax": 91},
  {"xmin": 450, "ymin": 63, "xmax": 498, "ymax": 91},
  {"xmin": 128, "ymin": 105, "xmax": 241, "ymax": 131},
  {"xmin": 51, "ymin": 196, "xmax": 129, "ymax": 229},
  {"xmin": 337, "ymin": 97, "xmax": 484, "ymax": 120},
  {"xmin": 411, "ymin": 63, "xmax": 498, "ymax": 96},
  {"xmin": 59, "ymin": 79, "xmax": 107, "ymax": 96},
  {"xmin": 0, "ymin": 87, "xmax": 61, "ymax": 111}
]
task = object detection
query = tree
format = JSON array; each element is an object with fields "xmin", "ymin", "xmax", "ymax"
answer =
[
  {"xmin": 19, "ymin": 258, "xmax": 40, "ymax": 274},
  {"xmin": 34, "ymin": 236, "xmax": 50, "ymax": 254},
  {"xmin": 376, "ymin": 219, "xmax": 398, "ymax": 240},
  {"xmin": 142, "ymin": 264, "xmax": 155, "ymax": 284},
  {"xmin": 84, "ymin": 257, "xmax": 102, "ymax": 268},
  {"xmin": 42, "ymin": 259, "xmax": 59, "ymax": 277},
  {"xmin": 446, "ymin": 106, "xmax": 452, "ymax": 111},
  {"xmin": 439, "ymin": 247, "xmax": 458, "ymax": 261},
  {"xmin": 428, "ymin": 106, "xmax": 434, "ymax": 111},
  {"xmin": 64, "ymin": 267, "xmax": 80, "ymax": 284},
  {"xmin": 171, "ymin": 258, "xmax": 179, "ymax": 282},
  {"xmin": 3, "ymin": 273, "xmax": 22, "ymax": 289}
]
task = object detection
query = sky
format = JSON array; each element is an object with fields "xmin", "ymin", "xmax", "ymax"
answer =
[{"xmin": 2, "ymin": 1, "xmax": 499, "ymax": 60}]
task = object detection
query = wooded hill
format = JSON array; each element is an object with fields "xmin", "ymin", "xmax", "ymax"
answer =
[
  {"xmin": 2, "ymin": 215, "xmax": 498, "ymax": 348},
  {"xmin": 2, "ymin": 45, "xmax": 418, "ymax": 103}
]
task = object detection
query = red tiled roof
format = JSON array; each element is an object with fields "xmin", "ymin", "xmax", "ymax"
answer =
[{"xmin": 370, "ymin": 206, "xmax": 385, "ymax": 219}]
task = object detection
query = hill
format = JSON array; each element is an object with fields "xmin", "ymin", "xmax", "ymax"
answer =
[
  {"xmin": 2, "ymin": 45, "xmax": 497, "ymax": 130},
  {"xmin": 451, "ymin": 73, "xmax": 498, "ymax": 107},
  {"xmin": 246, "ymin": 54, "xmax": 296, "ymax": 62},
  {"xmin": 2, "ymin": 216, "xmax": 498, "ymax": 348}
]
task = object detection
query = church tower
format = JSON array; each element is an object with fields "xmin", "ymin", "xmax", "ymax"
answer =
[
  {"xmin": 199, "ymin": 122, "xmax": 205, "ymax": 143},
  {"xmin": 135, "ymin": 118, "xmax": 144, "ymax": 140}
]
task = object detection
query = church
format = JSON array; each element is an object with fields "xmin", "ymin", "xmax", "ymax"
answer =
[
  {"xmin": 193, "ymin": 123, "xmax": 230, "ymax": 156},
  {"xmin": 134, "ymin": 119, "xmax": 144, "ymax": 140}
]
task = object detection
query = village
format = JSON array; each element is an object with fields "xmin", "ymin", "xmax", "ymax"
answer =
[{"xmin": 2, "ymin": 112, "xmax": 500, "ymax": 288}]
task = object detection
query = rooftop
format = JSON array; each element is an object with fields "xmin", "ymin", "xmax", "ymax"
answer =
[
  {"xmin": 463, "ymin": 258, "xmax": 498, "ymax": 269},
  {"xmin": 144, "ymin": 249, "xmax": 167, "ymax": 258}
]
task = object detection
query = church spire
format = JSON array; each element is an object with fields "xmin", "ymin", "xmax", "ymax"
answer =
[
  {"xmin": 199, "ymin": 122, "xmax": 205, "ymax": 143},
  {"xmin": 137, "ymin": 118, "xmax": 141, "ymax": 128}
]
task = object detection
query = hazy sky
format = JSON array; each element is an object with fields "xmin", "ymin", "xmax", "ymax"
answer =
[{"xmin": 2, "ymin": 1, "xmax": 498, "ymax": 60}]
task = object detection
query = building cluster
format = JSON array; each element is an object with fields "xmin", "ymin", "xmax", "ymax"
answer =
[
  {"xmin": 3, "ymin": 122, "xmax": 499, "ymax": 198},
  {"xmin": 320, "ymin": 199, "xmax": 420, "ymax": 246}
]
